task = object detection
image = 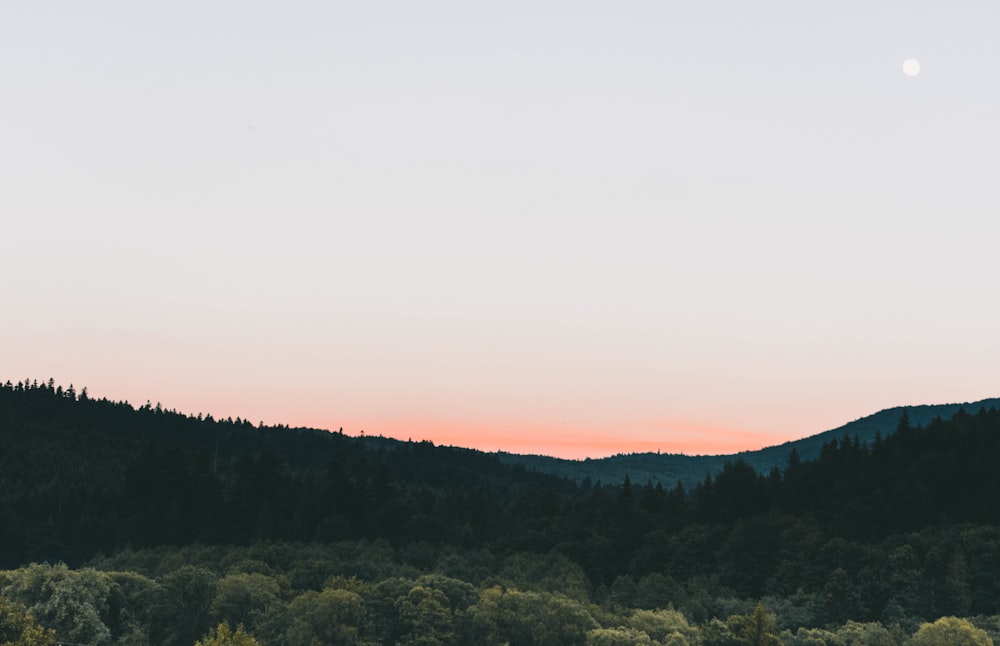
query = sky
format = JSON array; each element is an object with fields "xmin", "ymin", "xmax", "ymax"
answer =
[{"xmin": 2, "ymin": 1, "xmax": 998, "ymax": 459}]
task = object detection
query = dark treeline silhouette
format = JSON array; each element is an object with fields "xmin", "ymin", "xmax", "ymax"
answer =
[
  {"xmin": 4, "ymin": 379, "xmax": 1000, "ymax": 626},
  {"xmin": 499, "ymin": 397, "xmax": 1000, "ymax": 491}
]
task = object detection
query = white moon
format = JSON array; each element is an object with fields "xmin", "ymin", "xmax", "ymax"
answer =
[{"xmin": 902, "ymin": 59, "xmax": 921, "ymax": 77}]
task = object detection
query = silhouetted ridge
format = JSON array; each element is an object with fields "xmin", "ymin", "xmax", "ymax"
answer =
[{"xmin": 498, "ymin": 397, "xmax": 1000, "ymax": 488}]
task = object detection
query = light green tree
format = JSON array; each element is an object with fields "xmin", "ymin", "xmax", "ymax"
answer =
[
  {"xmin": 627, "ymin": 607, "xmax": 701, "ymax": 645},
  {"xmin": 0, "ymin": 595, "xmax": 55, "ymax": 646},
  {"xmin": 284, "ymin": 588, "xmax": 371, "ymax": 646},
  {"xmin": 788, "ymin": 627, "xmax": 843, "ymax": 645},
  {"xmin": 835, "ymin": 620, "xmax": 897, "ymax": 646},
  {"xmin": 412, "ymin": 574, "xmax": 477, "ymax": 612},
  {"xmin": 1, "ymin": 564, "xmax": 112, "ymax": 645},
  {"xmin": 700, "ymin": 617, "xmax": 739, "ymax": 646},
  {"xmin": 586, "ymin": 626, "xmax": 654, "ymax": 645},
  {"xmin": 463, "ymin": 586, "xmax": 598, "ymax": 646},
  {"xmin": 396, "ymin": 586, "xmax": 453, "ymax": 646},
  {"xmin": 910, "ymin": 616, "xmax": 992, "ymax": 646},
  {"xmin": 194, "ymin": 622, "xmax": 260, "ymax": 646},
  {"xmin": 743, "ymin": 603, "xmax": 780, "ymax": 646}
]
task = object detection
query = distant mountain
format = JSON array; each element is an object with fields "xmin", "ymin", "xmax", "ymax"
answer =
[{"xmin": 496, "ymin": 398, "xmax": 1000, "ymax": 490}]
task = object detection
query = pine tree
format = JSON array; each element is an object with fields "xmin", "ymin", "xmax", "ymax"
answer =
[{"xmin": 742, "ymin": 602, "xmax": 779, "ymax": 646}]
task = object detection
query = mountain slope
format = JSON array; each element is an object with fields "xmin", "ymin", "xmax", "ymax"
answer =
[{"xmin": 496, "ymin": 398, "xmax": 1000, "ymax": 489}]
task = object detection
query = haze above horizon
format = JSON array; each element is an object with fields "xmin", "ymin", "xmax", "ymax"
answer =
[{"xmin": 3, "ymin": 1, "xmax": 998, "ymax": 460}]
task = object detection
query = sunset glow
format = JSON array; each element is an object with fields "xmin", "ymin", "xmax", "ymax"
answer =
[{"xmin": 324, "ymin": 417, "xmax": 794, "ymax": 460}]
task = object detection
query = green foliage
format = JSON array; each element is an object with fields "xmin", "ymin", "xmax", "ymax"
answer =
[
  {"xmin": 210, "ymin": 573, "xmax": 283, "ymax": 636},
  {"xmin": 910, "ymin": 616, "xmax": 993, "ymax": 646},
  {"xmin": 787, "ymin": 626, "xmax": 842, "ymax": 645},
  {"xmin": 285, "ymin": 588, "xmax": 371, "ymax": 646},
  {"xmin": 2, "ymin": 555, "xmax": 999, "ymax": 646},
  {"xmin": 0, "ymin": 595, "xmax": 55, "ymax": 646},
  {"xmin": 464, "ymin": 585, "xmax": 598, "ymax": 645},
  {"xmin": 396, "ymin": 586, "xmax": 453, "ymax": 645},
  {"xmin": 107, "ymin": 570, "xmax": 162, "ymax": 639},
  {"xmin": 758, "ymin": 591, "xmax": 818, "ymax": 631},
  {"xmin": 701, "ymin": 617, "xmax": 741, "ymax": 646},
  {"xmin": 500, "ymin": 552, "xmax": 592, "ymax": 602},
  {"xmin": 634, "ymin": 573, "xmax": 685, "ymax": 610},
  {"xmin": 411, "ymin": 574, "xmax": 477, "ymax": 612},
  {"xmin": 742, "ymin": 603, "xmax": 780, "ymax": 646},
  {"xmin": 158, "ymin": 566, "xmax": 217, "ymax": 646},
  {"xmin": 585, "ymin": 626, "xmax": 655, "ymax": 645},
  {"xmin": 194, "ymin": 622, "xmax": 260, "ymax": 646},
  {"xmin": 608, "ymin": 576, "xmax": 638, "ymax": 608},
  {"xmin": 627, "ymin": 607, "xmax": 701, "ymax": 644},
  {"xmin": 819, "ymin": 568, "xmax": 863, "ymax": 626},
  {"xmin": 784, "ymin": 616, "xmax": 903, "ymax": 645},
  {"xmin": 835, "ymin": 620, "xmax": 898, "ymax": 645},
  {"xmin": 9, "ymin": 382, "xmax": 1000, "ymax": 645},
  {"xmin": 0, "ymin": 564, "xmax": 112, "ymax": 645}
]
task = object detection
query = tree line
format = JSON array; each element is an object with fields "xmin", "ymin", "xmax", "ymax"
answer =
[
  {"xmin": 2, "ymin": 547, "xmax": 998, "ymax": 645},
  {"xmin": 4, "ymin": 380, "xmax": 1000, "ymax": 643}
]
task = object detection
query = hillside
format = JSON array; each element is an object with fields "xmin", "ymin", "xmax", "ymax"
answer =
[
  {"xmin": 497, "ymin": 398, "xmax": 1000, "ymax": 489},
  {"xmin": 6, "ymin": 379, "xmax": 1000, "ymax": 644}
]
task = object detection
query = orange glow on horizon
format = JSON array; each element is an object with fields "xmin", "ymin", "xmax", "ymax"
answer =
[{"xmin": 312, "ymin": 416, "xmax": 794, "ymax": 460}]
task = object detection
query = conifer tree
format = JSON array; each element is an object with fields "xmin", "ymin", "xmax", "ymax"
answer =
[{"xmin": 742, "ymin": 602, "xmax": 779, "ymax": 646}]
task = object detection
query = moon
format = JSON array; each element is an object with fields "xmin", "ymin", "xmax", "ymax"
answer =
[{"xmin": 902, "ymin": 59, "xmax": 921, "ymax": 77}]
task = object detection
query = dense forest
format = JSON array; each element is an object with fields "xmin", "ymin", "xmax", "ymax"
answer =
[
  {"xmin": 498, "ymin": 398, "xmax": 1000, "ymax": 491},
  {"xmin": 3, "ymin": 379, "xmax": 1000, "ymax": 644}
]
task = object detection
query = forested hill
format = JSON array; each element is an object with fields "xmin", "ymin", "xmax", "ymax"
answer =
[
  {"xmin": 7, "ymin": 379, "xmax": 1000, "ymax": 624},
  {"xmin": 0, "ymin": 379, "xmax": 575, "ymax": 566},
  {"xmin": 498, "ymin": 398, "xmax": 1000, "ymax": 489}
]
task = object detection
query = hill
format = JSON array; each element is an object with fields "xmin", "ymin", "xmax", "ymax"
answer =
[
  {"xmin": 7, "ymin": 378, "xmax": 1000, "ymax": 631},
  {"xmin": 496, "ymin": 398, "xmax": 1000, "ymax": 489}
]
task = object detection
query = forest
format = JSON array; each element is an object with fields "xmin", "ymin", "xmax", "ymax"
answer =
[{"xmin": 3, "ymin": 379, "xmax": 1000, "ymax": 645}]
